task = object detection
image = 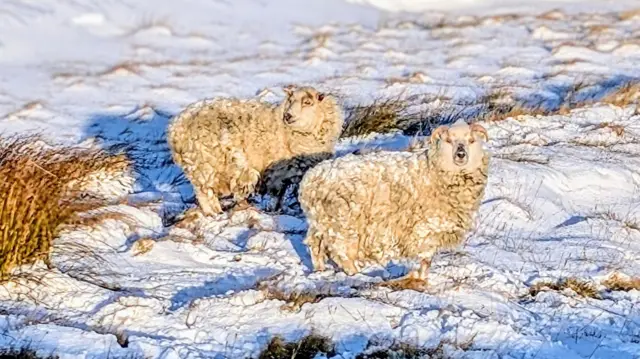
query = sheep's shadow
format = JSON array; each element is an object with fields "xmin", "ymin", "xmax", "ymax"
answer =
[
  {"xmin": 168, "ymin": 267, "xmax": 280, "ymax": 311},
  {"xmin": 82, "ymin": 105, "xmax": 192, "ymax": 222},
  {"xmin": 252, "ymin": 152, "xmax": 333, "ymax": 216}
]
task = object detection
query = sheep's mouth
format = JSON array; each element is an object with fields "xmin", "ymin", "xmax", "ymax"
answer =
[
  {"xmin": 454, "ymin": 145, "xmax": 468, "ymax": 165},
  {"xmin": 283, "ymin": 113, "xmax": 296, "ymax": 124}
]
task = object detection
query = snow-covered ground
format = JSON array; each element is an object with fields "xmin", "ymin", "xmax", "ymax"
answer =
[{"xmin": 2, "ymin": 0, "xmax": 640, "ymax": 358}]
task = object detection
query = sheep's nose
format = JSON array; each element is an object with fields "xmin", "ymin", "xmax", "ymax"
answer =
[
  {"xmin": 455, "ymin": 145, "xmax": 466, "ymax": 159},
  {"xmin": 283, "ymin": 113, "xmax": 293, "ymax": 123}
]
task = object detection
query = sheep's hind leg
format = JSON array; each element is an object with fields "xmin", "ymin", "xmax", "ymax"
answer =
[
  {"xmin": 305, "ymin": 229, "xmax": 327, "ymax": 272},
  {"xmin": 194, "ymin": 186, "xmax": 223, "ymax": 216},
  {"xmin": 328, "ymin": 245, "xmax": 361, "ymax": 276},
  {"xmin": 379, "ymin": 259, "xmax": 431, "ymax": 292},
  {"xmin": 229, "ymin": 166, "xmax": 261, "ymax": 213}
]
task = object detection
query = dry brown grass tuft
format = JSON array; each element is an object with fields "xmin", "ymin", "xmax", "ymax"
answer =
[
  {"xmin": 259, "ymin": 283, "xmax": 330, "ymax": 312},
  {"xmin": 0, "ymin": 348, "xmax": 58, "ymax": 359},
  {"xmin": 619, "ymin": 9, "xmax": 640, "ymax": 21},
  {"xmin": 599, "ymin": 82, "xmax": 640, "ymax": 108},
  {"xmin": 537, "ymin": 9, "xmax": 566, "ymax": 21},
  {"xmin": 596, "ymin": 122, "xmax": 625, "ymax": 137},
  {"xmin": 0, "ymin": 135, "xmax": 124, "ymax": 281},
  {"xmin": 259, "ymin": 334, "xmax": 335, "ymax": 359},
  {"xmin": 357, "ymin": 343, "xmax": 433, "ymax": 359},
  {"xmin": 341, "ymin": 98, "xmax": 418, "ymax": 138},
  {"xmin": 529, "ymin": 278, "xmax": 600, "ymax": 299},
  {"xmin": 357, "ymin": 336, "xmax": 475, "ymax": 359},
  {"xmin": 475, "ymin": 89, "xmax": 567, "ymax": 123},
  {"xmin": 131, "ymin": 237, "xmax": 155, "ymax": 256},
  {"xmin": 98, "ymin": 62, "xmax": 142, "ymax": 77},
  {"xmin": 602, "ymin": 273, "xmax": 640, "ymax": 292}
]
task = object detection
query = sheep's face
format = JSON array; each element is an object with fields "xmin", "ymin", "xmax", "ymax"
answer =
[
  {"xmin": 282, "ymin": 86, "xmax": 326, "ymax": 132},
  {"xmin": 430, "ymin": 121, "xmax": 488, "ymax": 172}
]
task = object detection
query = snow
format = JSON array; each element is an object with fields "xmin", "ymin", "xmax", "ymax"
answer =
[{"xmin": 2, "ymin": 0, "xmax": 640, "ymax": 358}]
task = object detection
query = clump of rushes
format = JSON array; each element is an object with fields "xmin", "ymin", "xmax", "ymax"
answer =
[{"xmin": 0, "ymin": 135, "xmax": 124, "ymax": 281}]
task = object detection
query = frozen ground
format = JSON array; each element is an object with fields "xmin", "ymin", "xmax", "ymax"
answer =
[{"xmin": 2, "ymin": 0, "xmax": 640, "ymax": 358}]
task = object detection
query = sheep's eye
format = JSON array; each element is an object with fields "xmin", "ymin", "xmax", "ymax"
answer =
[
  {"xmin": 469, "ymin": 137, "xmax": 475, "ymax": 144},
  {"xmin": 445, "ymin": 137, "xmax": 452, "ymax": 144},
  {"xmin": 302, "ymin": 99, "xmax": 312, "ymax": 106}
]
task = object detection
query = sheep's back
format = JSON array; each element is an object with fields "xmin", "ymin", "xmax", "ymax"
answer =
[{"xmin": 300, "ymin": 151, "xmax": 424, "ymax": 226}]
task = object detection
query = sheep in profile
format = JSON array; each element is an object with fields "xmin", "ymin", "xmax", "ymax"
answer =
[
  {"xmin": 299, "ymin": 119, "xmax": 490, "ymax": 291},
  {"xmin": 167, "ymin": 86, "xmax": 344, "ymax": 215}
]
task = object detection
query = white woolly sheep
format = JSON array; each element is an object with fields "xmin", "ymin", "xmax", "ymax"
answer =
[
  {"xmin": 167, "ymin": 86, "xmax": 344, "ymax": 215},
  {"xmin": 299, "ymin": 119, "xmax": 490, "ymax": 291}
]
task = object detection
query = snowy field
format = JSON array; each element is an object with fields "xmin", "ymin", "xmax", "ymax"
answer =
[{"xmin": 3, "ymin": 0, "xmax": 640, "ymax": 358}]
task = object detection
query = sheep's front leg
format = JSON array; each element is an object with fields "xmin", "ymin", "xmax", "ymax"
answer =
[{"xmin": 380, "ymin": 259, "xmax": 431, "ymax": 292}]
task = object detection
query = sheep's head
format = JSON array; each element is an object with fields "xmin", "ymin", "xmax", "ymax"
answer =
[
  {"xmin": 281, "ymin": 86, "xmax": 327, "ymax": 132},
  {"xmin": 429, "ymin": 120, "xmax": 488, "ymax": 173}
]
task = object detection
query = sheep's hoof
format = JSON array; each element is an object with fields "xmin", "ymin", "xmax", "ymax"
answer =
[
  {"xmin": 379, "ymin": 277, "xmax": 428, "ymax": 292},
  {"xmin": 174, "ymin": 208, "xmax": 206, "ymax": 229},
  {"xmin": 229, "ymin": 199, "xmax": 259, "ymax": 216}
]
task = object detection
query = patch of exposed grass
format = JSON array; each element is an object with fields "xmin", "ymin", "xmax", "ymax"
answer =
[
  {"xmin": 595, "ymin": 122, "xmax": 625, "ymax": 137},
  {"xmin": 260, "ymin": 283, "xmax": 333, "ymax": 312},
  {"xmin": 339, "ymin": 79, "xmax": 640, "ymax": 140},
  {"xmin": 356, "ymin": 343, "xmax": 431, "ymax": 359},
  {"xmin": 0, "ymin": 348, "xmax": 58, "ymax": 359},
  {"xmin": 357, "ymin": 336, "xmax": 476, "ymax": 359},
  {"xmin": 0, "ymin": 135, "xmax": 123, "ymax": 281},
  {"xmin": 341, "ymin": 98, "xmax": 417, "ymax": 138},
  {"xmin": 529, "ymin": 278, "xmax": 600, "ymax": 299},
  {"xmin": 599, "ymin": 82, "xmax": 640, "ymax": 108},
  {"xmin": 602, "ymin": 273, "xmax": 640, "ymax": 292},
  {"xmin": 258, "ymin": 334, "xmax": 335, "ymax": 359},
  {"xmin": 619, "ymin": 9, "xmax": 640, "ymax": 21}
]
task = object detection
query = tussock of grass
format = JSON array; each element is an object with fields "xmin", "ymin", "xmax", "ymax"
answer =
[
  {"xmin": 602, "ymin": 273, "xmax": 640, "ymax": 292},
  {"xmin": 619, "ymin": 9, "xmax": 640, "ymax": 21},
  {"xmin": 356, "ymin": 343, "xmax": 431, "ymax": 359},
  {"xmin": 341, "ymin": 98, "xmax": 417, "ymax": 138},
  {"xmin": 259, "ymin": 334, "xmax": 335, "ymax": 359},
  {"xmin": 600, "ymin": 82, "xmax": 640, "ymax": 108},
  {"xmin": 340, "ymin": 79, "xmax": 640, "ymax": 140},
  {"xmin": 0, "ymin": 348, "xmax": 57, "ymax": 359},
  {"xmin": 0, "ymin": 135, "xmax": 123, "ymax": 281},
  {"xmin": 259, "ymin": 283, "xmax": 334, "ymax": 312},
  {"xmin": 529, "ymin": 278, "xmax": 600, "ymax": 299},
  {"xmin": 357, "ymin": 337, "xmax": 476, "ymax": 359}
]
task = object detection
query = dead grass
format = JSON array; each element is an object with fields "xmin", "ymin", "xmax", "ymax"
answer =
[
  {"xmin": 528, "ymin": 277, "xmax": 600, "ymax": 299},
  {"xmin": 602, "ymin": 273, "xmax": 640, "ymax": 292},
  {"xmin": 596, "ymin": 122, "xmax": 625, "ymax": 137},
  {"xmin": 356, "ymin": 343, "xmax": 431, "ymax": 359},
  {"xmin": 258, "ymin": 334, "xmax": 335, "ymax": 359},
  {"xmin": 335, "ymin": 78, "xmax": 640, "ymax": 139},
  {"xmin": 258, "ymin": 334, "xmax": 477, "ymax": 359},
  {"xmin": 0, "ymin": 348, "xmax": 58, "ymax": 359},
  {"xmin": 619, "ymin": 9, "xmax": 640, "ymax": 21},
  {"xmin": 599, "ymin": 82, "xmax": 640, "ymax": 108},
  {"xmin": 259, "ymin": 283, "xmax": 333, "ymax": 312},
  {"xmin": 341, "ymin": 97, "xmax": 418, "ymax": 138},
  {"xmin": 0, "ymin": 135, "xmax": 122, "ymax": 281},
  {"xmin": 536, "ymin": 9, "xmax": 566, "ymax": 21},
  {"xmin": 356, "ymin": 336, "xmax": 475, "ymax": 359}
]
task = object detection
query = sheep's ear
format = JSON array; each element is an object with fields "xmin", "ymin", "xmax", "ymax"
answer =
[
  {"xmin": 430, "ymin": 125, "xmax": 449, "ymax": 146},
  {"xmin": 317, "ymin": 92, "xmax": 325, "ymax": 102},
  {"xmin": 283, "ymin": 85, "xmax": 295, "ymax": 97},
  {"xmin": 470, "ymin": 123, "xmax": 488, "ymax": 142}
]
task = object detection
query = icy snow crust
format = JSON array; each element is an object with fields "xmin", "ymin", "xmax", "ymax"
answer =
[{"xmin": 2, "ymin": 0, "xmax": 640, "ymax": 358}]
